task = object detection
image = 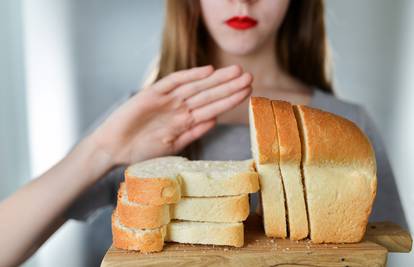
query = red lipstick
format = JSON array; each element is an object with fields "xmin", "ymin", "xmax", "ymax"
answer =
[{"xmin": 225, "ymin": 16, "xmax": 258, "ymax": 30}]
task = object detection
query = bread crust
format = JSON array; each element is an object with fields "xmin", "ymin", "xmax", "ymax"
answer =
[
  {"xmin": 249, "ymin": 97, "xmax": 279, "ymax": 164},
  {"xmin": 117, "ymin": 183, "xmax": 170, "ymax": 228},
  {"xmin": 272, "ymin": 100, "xmax": 309, "ymax": 240},
  {"xmin": 272, "ymin": 101, "xmax": 301, "ymax": 163},
  {"xmin": 125, "ymin": 173, "xmax": 181, "ymax": 205},
  {"xmin": 295, "ymin": 105, "xmax": 376, "ymax": 169},
  {"xmin": 112, "ymin": 211, "xmax": 166, "ymax": 253}
]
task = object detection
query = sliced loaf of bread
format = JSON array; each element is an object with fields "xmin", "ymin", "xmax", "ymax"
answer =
[{"xmin": 249, "ymin": 97, "xmax": 287, "ymax": 238}]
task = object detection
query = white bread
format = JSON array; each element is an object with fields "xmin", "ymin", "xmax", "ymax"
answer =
[
  {"xmin": 125, "ymin": 157, "xmax": 259, "ymax": 205},
  {"xmin": 117, "ymin": 183, "xmax": 249, "ymax": 227},
  {"xmin": 272, "ymin": 100, "xmax": 309, "ymax": 240},
  {"xmin": 249, "ymin": 97, "xmax": 287, "ymax": 238},
  {"xmin": 170, "ymin": 195, "xmax": 249, "ymax": 223},
  {"xmin": 178, "ymin": 160, "xmax": 259, "ymax": 197},
  {"xmin": 166, "ymin": 221, "xmax": 244, "ymax": 247},
  {"xmin": 294, "ymin": 105, "xmax": 377, "ymax": 243},
  {"xmin": 112, "ymin": 211, "xmax": 166, "ymax": 253}
]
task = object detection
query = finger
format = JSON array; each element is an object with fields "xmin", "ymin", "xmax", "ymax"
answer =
[
  {"xmin": 186, "ymin": 72, "xmax": 253, "ymax": 110},
  {"xmin": 191, "ymin": 87, "xmax": 252, "ymax": 123},
  {"xmin": 173, "ymin": 119, "xmax": 216, "ymax": 151},
  {"xmin": 171, "ymin": 65, "xmax": 243, "ymax": 100},
  {"xmin": 152, "ymin": 65, "xmax": 214, "ymax": 94}
]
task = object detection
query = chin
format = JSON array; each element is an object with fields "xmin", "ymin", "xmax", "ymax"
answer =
[{"xmin": 216, "ymin": 39, "xmax": 262, "ymax": 56}]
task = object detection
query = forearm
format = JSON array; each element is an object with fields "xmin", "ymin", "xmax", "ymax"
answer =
[{"xmin": 0, "ymin": 134, "xmax": 114, "ymax": 267}]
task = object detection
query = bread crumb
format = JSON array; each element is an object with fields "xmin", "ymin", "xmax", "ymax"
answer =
[
  {"xmin": 270, "ymin": 239, "xmax": 274, "ymax": 243},
  {"xmin": 332, "ymin": 246, "xmax": 338, "ymax": 249},
  {"xmin": 224, "ymin": 248, "xmax": 228, "ymax": 251}
]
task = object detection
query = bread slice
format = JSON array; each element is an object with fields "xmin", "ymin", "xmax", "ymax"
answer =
[
  {"xmin": 166, "ymin": 221, "xmax": 244, "ymax": 247},
  {"xmin": 249, "ymin": 97, "xmax": 287, "ymax": 238},
  {"xmin": 178, "ymin": 160, "xmax": 259, "ymax": 197},
  {"xmin": 125, "ymin": 156, "xmax": 187, "ymax": 205},
  {"xmin": 117, "ymin": 183, "xmax": 170, "ymax": 228},
  {"xmin": 118, "ymin": 182, "xmax": 249, "ymax": 226},
  {"xmin": 125, "ymin": 157, "xmax": 259, "ymax": 205},
  {"xmin": 112, "ymin": 211, "xmax": 166, "ymax": 253},
  {"xmin": 170, "ymin": 195, "xmax": 249, "ymax": 223},
  {"xmin": 294, "ymin": 105, "xmax": 377, "ymax": 243},
  {"xmin": 272, "ymin": 100, "xmax": 309, "ymax": 240}
]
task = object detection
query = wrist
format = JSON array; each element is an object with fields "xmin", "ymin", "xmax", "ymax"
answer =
[{"xmin": 74, "ymin": 133, "xmax": 117, "ymax": 184}]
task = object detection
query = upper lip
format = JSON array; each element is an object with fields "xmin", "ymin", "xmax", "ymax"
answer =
[{"xmin": 225, "ymin": 16, "xmax": 258, "ymax": 30}]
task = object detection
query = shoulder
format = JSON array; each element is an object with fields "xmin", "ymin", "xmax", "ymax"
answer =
[{"xmin": 310, "ymin": 90, "xmax": 368, "ymax": 128}]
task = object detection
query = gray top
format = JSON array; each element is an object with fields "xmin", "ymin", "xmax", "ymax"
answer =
[{"xmin": 66, "ymin": 90, "xmax": 408, "ymax": 266}]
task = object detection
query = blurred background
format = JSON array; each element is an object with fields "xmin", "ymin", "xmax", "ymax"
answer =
[{"xmin": 0, "ymin": 0, "xmax": 413, "ymax": 266}]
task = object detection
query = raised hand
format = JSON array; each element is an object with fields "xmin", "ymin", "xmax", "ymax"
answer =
[{"xmin": 92, "ymin": 65, "xmax": 253, "ymax": 165}]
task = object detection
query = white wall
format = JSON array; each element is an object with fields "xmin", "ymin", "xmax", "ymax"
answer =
[
  {"xmin": 21, "ymin": 1, "xmax": 164, "ymax": 266},
  {"xmin": 22, "ymin": 0, "xmax": 86, "ymax": 266},
  {"xmin": 388, "ymin": 0, "xmax": 414, "ymax": 265},
  {"xmin": 0, "ymin": 0, "xmax": 30, "ymax": 199},
  {"xmin": 0, "ymin": 0, "xmax": 32, "ymax": 265}
]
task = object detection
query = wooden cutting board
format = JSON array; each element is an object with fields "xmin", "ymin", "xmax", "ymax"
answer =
[{"xmin": 100, "ymin": 215, "xmax": 412, "ymax": 267}]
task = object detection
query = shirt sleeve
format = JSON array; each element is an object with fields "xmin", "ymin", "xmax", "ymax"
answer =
[
  {"xmin": 358, "ymin": 106, "xmax": 408, "ymax": 229},
  {"xmin": 64, "ymin": 166, "xmax": 125, "ymax": 222}
]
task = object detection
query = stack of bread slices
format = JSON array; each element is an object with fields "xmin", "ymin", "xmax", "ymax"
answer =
[
  {"xmin": 249, "ymin": 97, "xmax": 377, "ymax": 243},
  {"xmin": 112, "ymin": 157, "xmax": 260, "ymax": 252}
]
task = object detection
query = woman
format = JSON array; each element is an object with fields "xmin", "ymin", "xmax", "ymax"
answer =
[{"xmin": 0, "ymin": 0, "xmax": 407, "ymax": 266}]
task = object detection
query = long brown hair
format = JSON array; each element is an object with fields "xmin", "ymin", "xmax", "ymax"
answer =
[{"xmin": 153, "ymin": 0, "xmax": 333, "ymax": 93}]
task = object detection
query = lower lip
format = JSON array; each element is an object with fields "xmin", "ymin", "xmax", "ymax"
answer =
[{"xmin": 226, "ymin": 17, "xmax": 258, "ymax": 30}]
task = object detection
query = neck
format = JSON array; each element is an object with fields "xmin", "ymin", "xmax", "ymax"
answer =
[
  {"xmin": 212, "ymin": 38, "xmax": 280, "ymax": 93},
  {"xmin": 210, "ymin": 36, "xmax": 308, "ymax": 95}
]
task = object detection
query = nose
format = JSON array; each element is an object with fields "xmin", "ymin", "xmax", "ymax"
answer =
[{"xmin": 233, "ymin": 0, "xmax": 258, "ymax": 13}]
